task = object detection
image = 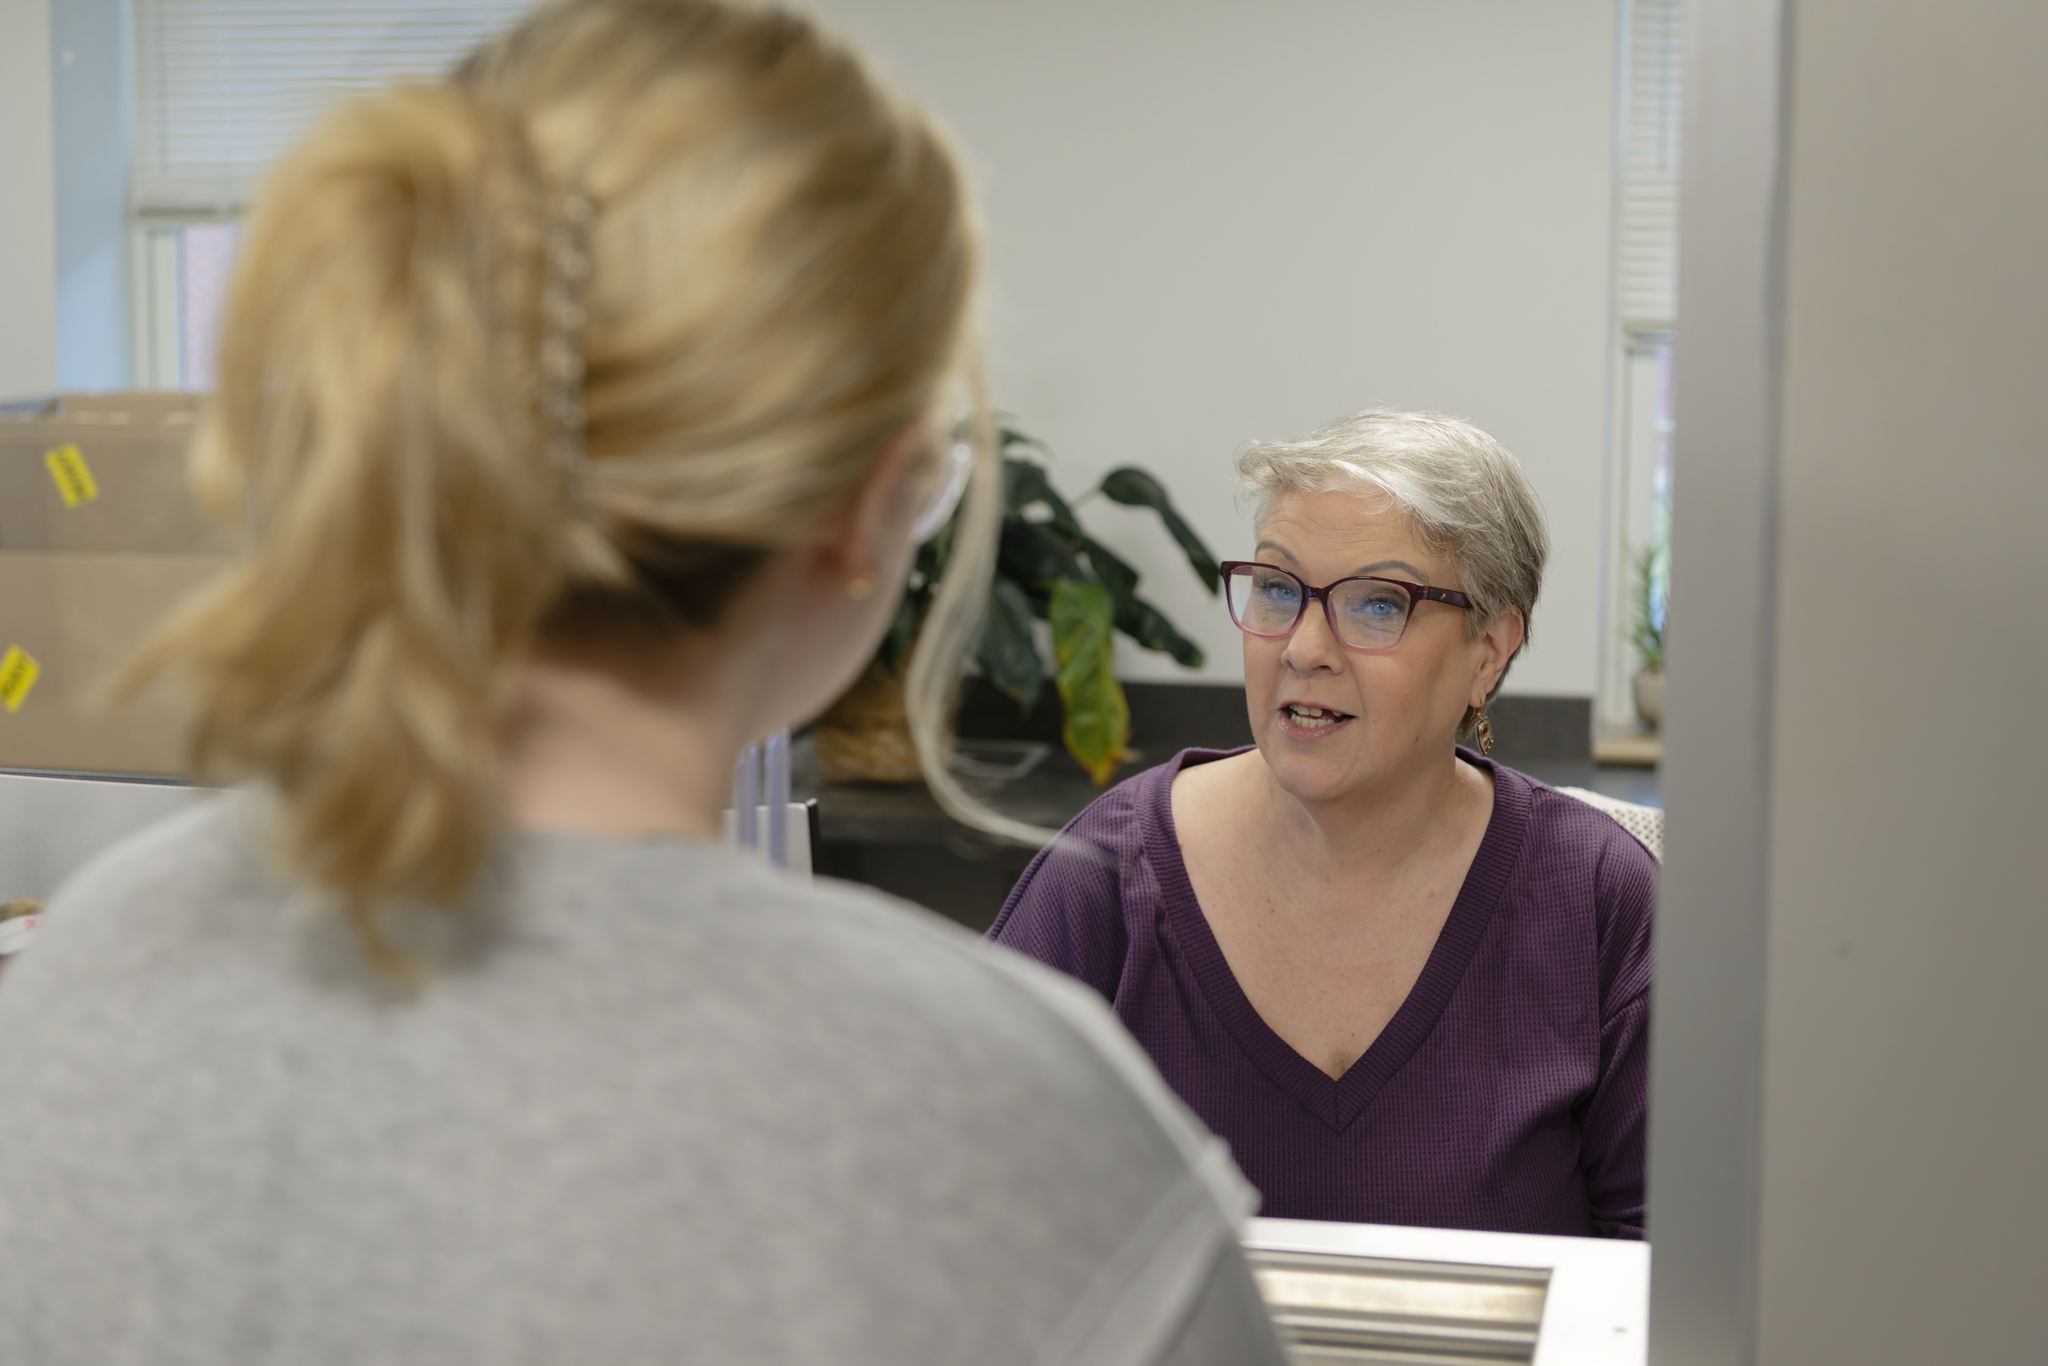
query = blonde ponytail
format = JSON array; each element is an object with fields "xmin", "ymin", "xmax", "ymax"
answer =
[
  {"xmin": 126, "ymin": 84, "xmax": 564, "ymax": 960},
  {"xmin": 130, "ymin": 0, "xmax": 994, "ymax": 953}
]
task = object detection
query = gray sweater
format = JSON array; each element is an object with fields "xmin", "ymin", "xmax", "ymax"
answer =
[{"xmin": 0, "ymin": 795, "xmax": 1284, "ymax": 1366}]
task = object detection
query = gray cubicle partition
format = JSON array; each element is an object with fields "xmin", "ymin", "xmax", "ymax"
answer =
[
  {"xmin": 0, "ymin": 771, "xmax": 201, "ymax": 901},
  {"xmin": 1653, "ymin": 1, "xmax": 2048, "ymax": 1361}
]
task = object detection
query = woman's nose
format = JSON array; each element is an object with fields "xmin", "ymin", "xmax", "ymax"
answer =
[{"xmin": 1282, "ymin": 599, "xmax": 1346, "ymax": 673}]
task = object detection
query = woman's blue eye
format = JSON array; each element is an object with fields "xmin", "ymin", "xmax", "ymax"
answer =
[
  {"xmin": 1257, "ymin": 579, "xmax": 1300, "ymax": 604},
  {"xmin": 1346, "ymin": 593, "xmax": 1405, "ymax": 619}
]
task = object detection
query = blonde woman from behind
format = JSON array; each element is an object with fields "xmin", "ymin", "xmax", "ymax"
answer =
[{"xmin": 0, "ymin": 4, "xmax": 1284, "ymax": 1363}]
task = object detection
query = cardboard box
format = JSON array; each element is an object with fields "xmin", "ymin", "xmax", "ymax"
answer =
[
  {"xmin": 0, "ymin": 551, "xmax": 226, "ymax": 775},
  {"xmin": 0, "ymin": 395, "xmax": 235, "ymax": 775},
  {"xmin": 0, "ymin": 393, "xmax": 238, "ymax": 555}
]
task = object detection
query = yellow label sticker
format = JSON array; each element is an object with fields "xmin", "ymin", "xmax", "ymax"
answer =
[
  {"xmin": 0, "ymin": 645, "xmax": 39, "ymax": 713},
  {"xmin": 44, "ymin": 442, "xmax": 100, "ymax": 507}
]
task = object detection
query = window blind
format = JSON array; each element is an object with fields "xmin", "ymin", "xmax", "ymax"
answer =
[
  {"xmin": 131, "ymin": 0, "xmax": 532, "ymax": 213},
  {"xmin": 1617, "ymin": 0, "xmax": 1686, "ymax": 332}
]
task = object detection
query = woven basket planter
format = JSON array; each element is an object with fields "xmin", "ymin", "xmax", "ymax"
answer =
[{"xmin": 813, "ymin": 661, "xmax": 925, "ymax": 785}]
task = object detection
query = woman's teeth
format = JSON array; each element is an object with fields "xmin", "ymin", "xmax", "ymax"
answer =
[{"xmin": 1285, "ymin": 704, "xmax": 1350, "ymax": 729}]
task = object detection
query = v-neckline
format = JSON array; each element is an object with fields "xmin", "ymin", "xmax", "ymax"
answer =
[{"xmin": 1145, "ymin": 746, "xmax": 1530, "ymax": 1135}]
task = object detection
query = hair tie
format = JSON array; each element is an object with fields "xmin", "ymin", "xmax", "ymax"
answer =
[{"xmin": 539, "ymin": 190, "xmax": 595, "ymax": 505}]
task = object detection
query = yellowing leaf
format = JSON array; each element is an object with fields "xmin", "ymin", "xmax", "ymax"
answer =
[{"xmin": 1050, "ymin": 579, "xmax": 1128, "ymax": 786}]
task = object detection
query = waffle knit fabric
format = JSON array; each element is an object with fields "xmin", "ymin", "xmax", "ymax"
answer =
[
  {"xmin": 0, "ymin": 794, "xmax": 1286, "ymax": 1366},
  {"xmin": 989, "ymin": 747, "xmax": 1654, "ymax": 1239}
]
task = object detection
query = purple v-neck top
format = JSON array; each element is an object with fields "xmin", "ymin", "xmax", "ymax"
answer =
[{"xmin": 988, "ymin": 747, "xmax": 1655, "ymax": 1239}]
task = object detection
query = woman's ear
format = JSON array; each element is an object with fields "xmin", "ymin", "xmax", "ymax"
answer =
[
  {"xmin": 819, "ymin": 423, "xmax": 928, "ymax": 586},
  {"xmin": 1469, "ymin": 608, "xmax": 1527, "ymax": 709}
]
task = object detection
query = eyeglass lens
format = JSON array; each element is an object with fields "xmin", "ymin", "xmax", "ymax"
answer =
[{"xmin": 1224, "ymin": 563, "xmax": 1414, "ymax": 650}]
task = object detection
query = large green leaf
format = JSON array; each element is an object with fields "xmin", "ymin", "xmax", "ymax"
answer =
[
  {"xmin": 1116, "ymin": 595, "xmax": 1206, "ymax": 668},
  {"xmin": 1080, "ymin": 535, "xmax": 1204, "ymax": 667},
  {"xmin": 977, "ymin": 576, "xmax": 1046, "ymax": 713},
  {"xmin": 1079, "ymin": 534, "xmax": 1140, "ymax": 600},
  {"xmin": 1098, "ymin": 465, "xmax": 1223, "ymax": 594},
  {"xmin": 997, "ymin": 424, "xmax": 1053, "ymax": 459},
  {"xmin": 1004, "ymin": 457, "xmax": 1086, "ymax": 538},
  {"xmin": 1000, "ymin": 518, "xmax": 1087, "ymax": 586},
  {"xmin": 1049, "ymin": 579, "xmax": 1129, "ymax": 787}
]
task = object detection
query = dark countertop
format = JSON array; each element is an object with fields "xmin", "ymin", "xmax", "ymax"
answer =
[
  {"xmin": 794, "ymin": 731, "xmax": 1662, "ymax": 852},
  {"xmin": 792, "ymin": 730, "xmax": 1132, "ymax": 847}
]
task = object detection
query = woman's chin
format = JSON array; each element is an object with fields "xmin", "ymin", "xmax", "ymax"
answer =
[{"xmin": 1257, "ymin": 728, "xmax": 1372, "ymax": 804}]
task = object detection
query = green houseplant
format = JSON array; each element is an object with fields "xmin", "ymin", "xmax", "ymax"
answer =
[
  {"xmin": 820, "ymin": 426, "xmax": 1220, "ymax": 787},
  {"xmin": 1629, "ymin": 540, "xmax": 1668, "ymax": 729}
]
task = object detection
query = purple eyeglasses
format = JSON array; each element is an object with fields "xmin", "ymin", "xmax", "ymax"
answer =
[{"xmin": 1221, "ymin": 560, "xmax": 1471, "ymax": 652}]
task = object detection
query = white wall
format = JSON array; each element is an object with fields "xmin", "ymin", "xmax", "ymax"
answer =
[
  {"xmin": 0, "ymin": 0, "xmax": 58, "ymax": 402},
  {"xmin": 809, "ymin": 0, "xmax": 1621, "ymax": 694},
  {"xmin": 6, "ymin": 0, "xmax": 1625, "ymax": 691}
]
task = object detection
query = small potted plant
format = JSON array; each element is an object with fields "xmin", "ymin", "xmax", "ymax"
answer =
[
  {"xmin": 1630, "ymin": 540, "xmax": 1667, "ymax": 730},
  {"xmin": 815, "ymin": 426, "xmax": 1220, "ymax": 786}
]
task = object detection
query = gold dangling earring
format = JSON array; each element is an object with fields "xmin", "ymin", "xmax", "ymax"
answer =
[
  {"xmin": 1475, "ymin": 710, "xmax": 1494, "ymax": 757},
  {"xmin": 845, "ymin": 575, "xmax": 875, "ymax": 601}
]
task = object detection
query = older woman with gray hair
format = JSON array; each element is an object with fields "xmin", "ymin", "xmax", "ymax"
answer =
[{"xmin": 990, "ymin": 410, "xmax": 1654, "ymax": 1238}]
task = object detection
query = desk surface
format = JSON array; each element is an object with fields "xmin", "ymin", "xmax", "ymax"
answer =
[{"xmin": 1244, "ymin": 1217, "xmax": 1650, "ymax": 1366}]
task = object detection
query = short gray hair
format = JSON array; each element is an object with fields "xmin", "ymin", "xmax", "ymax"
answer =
[{"xmin": 1237, "ymin": 409, "xmax": 1549, "ymax": 698}]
